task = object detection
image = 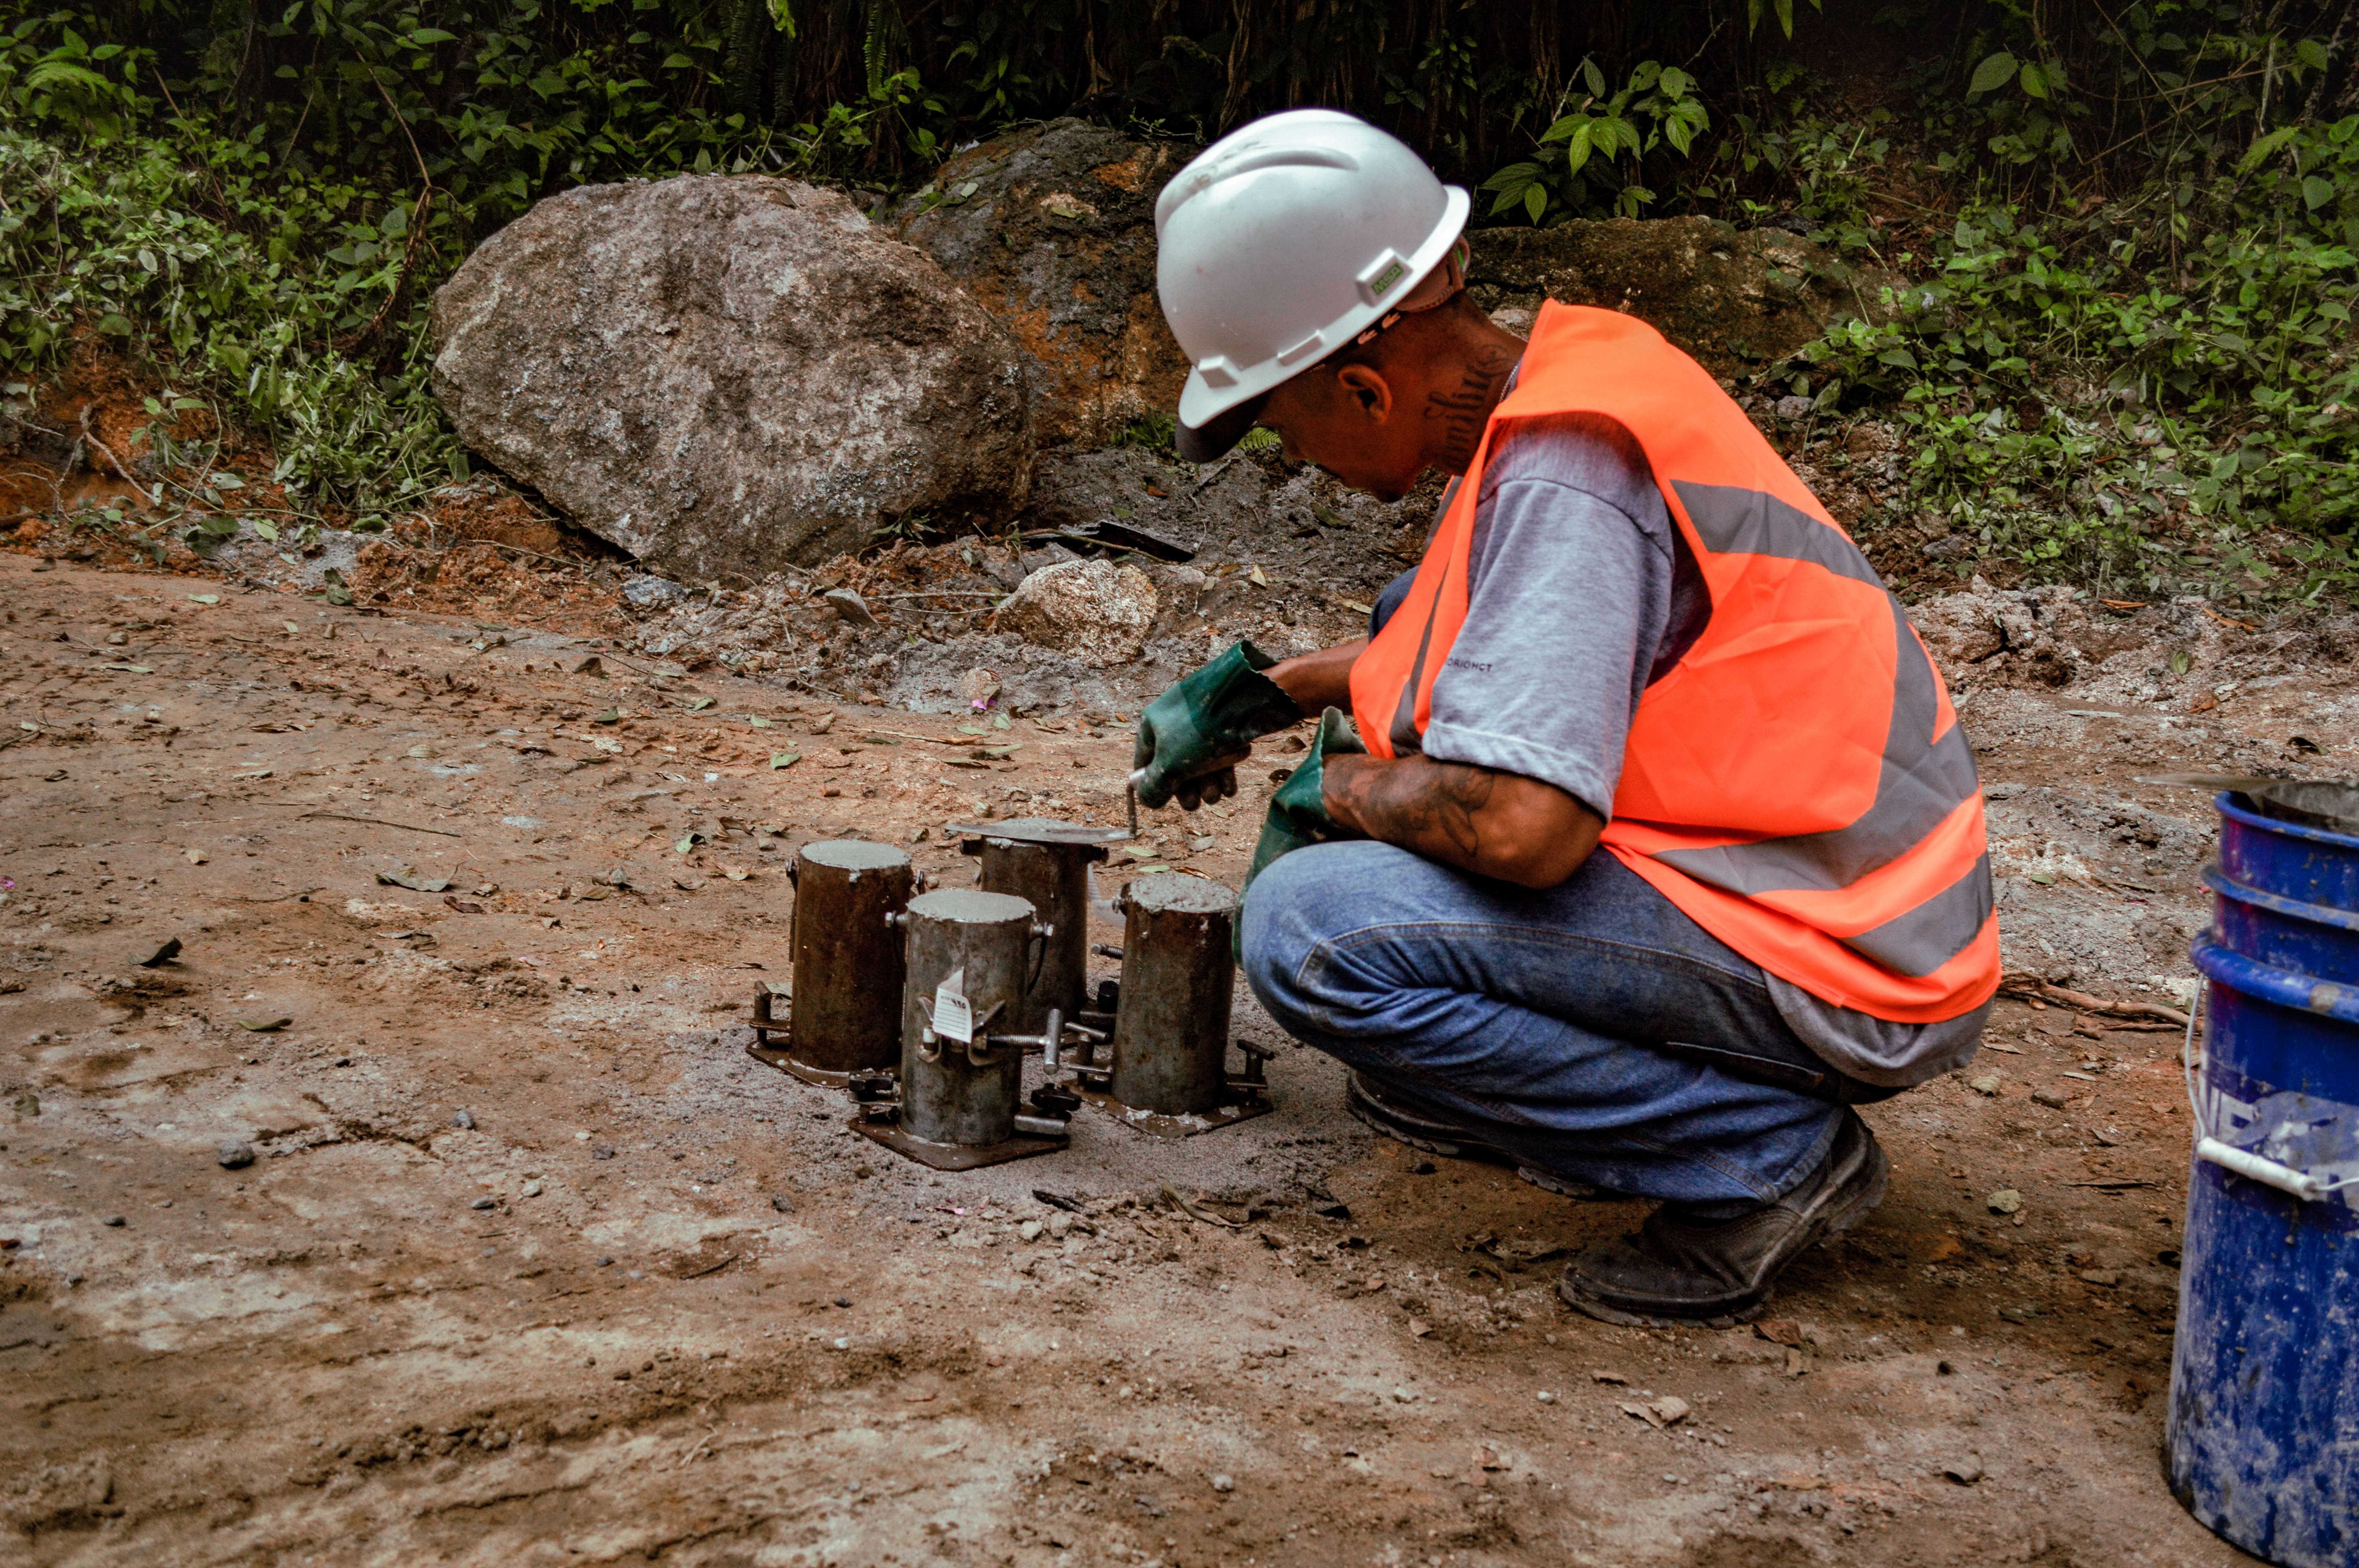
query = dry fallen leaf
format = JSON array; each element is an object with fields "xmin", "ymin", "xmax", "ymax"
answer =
[{"xmin": 1621, "ymin": 1395, "xmax": 1690, "ymax": 1429}]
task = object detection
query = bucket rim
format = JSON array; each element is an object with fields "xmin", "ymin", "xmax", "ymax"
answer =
[
  {"xmin": 2192, "ymin": 937, "xmax": 2359, "ymax": 1026},
  {"xmin": 2215, "ymin": 789, "xmax": 2359, "ymax": 851},
  {"xmin": 2202, "ymin": 864, "xmax": 2359, "ymax": 933}
]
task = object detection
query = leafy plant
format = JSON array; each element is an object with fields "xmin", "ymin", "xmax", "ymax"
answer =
[{"xmin": 1481, "ymin": 57, "xmax": 1711, "ymax": 223}]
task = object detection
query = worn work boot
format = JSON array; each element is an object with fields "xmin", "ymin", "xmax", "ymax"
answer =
[
  {"xmin": 1344, "ymin": 1072, "xmax": 1611, "ymax": 1201},
  {"xmin": 1558, "ymin": 1109, "xmax": 1888, "ymax": 1328}
]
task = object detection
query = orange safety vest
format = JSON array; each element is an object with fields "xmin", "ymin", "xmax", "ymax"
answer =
[{"xmin": 1350, "ymin": 303, "xmax": 1998, "ymax": 1023}]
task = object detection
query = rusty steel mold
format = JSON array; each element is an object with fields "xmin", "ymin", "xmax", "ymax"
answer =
[
  {"xmin": 854, "ymin": 887, "xmax": 1074, "ymax": 1169},
  {"xmin": 743, "ymin": 839, "xmax": 916, "ymax": 1087},
  {"xmin": 957, "ymin": 817, "xmax": 1114, "ymax": 1039}
]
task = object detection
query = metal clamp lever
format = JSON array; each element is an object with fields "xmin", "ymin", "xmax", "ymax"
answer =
[{"xmin": 918, "ymin": 999, "xmax": 1005, "ymax": 1063}]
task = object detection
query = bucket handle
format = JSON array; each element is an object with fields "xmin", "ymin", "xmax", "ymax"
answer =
[{"xmin": 2182, "ymin": 988, "xmax": 2359, "ymax": 1203}]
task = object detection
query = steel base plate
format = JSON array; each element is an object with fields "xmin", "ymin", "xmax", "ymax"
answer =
[
  {"xmin": 849, "ymin": 1114, "xmax": 1070, "ymax": 1170},
  {"xmin": 1070, "ymin": 1080, "xmax": 1273, "ymax": 1139},
  {"xmin": 743, "ymin": 1042, "xmax": 869, "ymax": 1089}
]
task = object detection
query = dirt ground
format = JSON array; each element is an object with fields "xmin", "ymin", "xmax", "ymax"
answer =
[{"xmin": 0, "ymin": 547, "xmax": 2333, "ymax": 1567}]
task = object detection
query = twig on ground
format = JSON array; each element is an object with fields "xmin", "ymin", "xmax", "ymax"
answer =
[
  {"xmin": 296, "ymin": 809, "xmax": 464, "ymax": 838},
  {"xmin": 1999, "ymin": 972, "xmax": 2190, "ymax": 1025},
  {"xmin": 77, "ymin": 408, "xmax": 158, "ymax": 508},
  {"xmin": 1160, "ymin": 1185, "xmax": 1239, "ymax": 1227}
]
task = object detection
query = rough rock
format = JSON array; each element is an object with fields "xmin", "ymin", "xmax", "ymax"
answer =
[
  {"xmin": 1908, "ymin": 580, "xmax": 2100, "ymax": 689},
  {"xmin": 621, "ymin": 575, "xmax": 688, "ymax": 612},
  {"xmin": 996, "ymin": 559, "xmax": 1160, "ymax": 667},
  {"xmin": 894, "ymin": 119, "xmax": 1197, "ymax": 446},
  {"xmin": 1467, "ymin": 216, "xmax": 1891, "ymax": 374},
  {"xmin": 0, "ymin": 1457, "xmax": 113, "ymax": 1532},
  {"xmin": 429, "ymin": 175, "xmax": 1032, "ymax": 583}
]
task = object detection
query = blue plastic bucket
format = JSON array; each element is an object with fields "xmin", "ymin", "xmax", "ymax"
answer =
[{"xmin": 2168, "ymin": 792, "xmax": 2359, "ymax": 1566}]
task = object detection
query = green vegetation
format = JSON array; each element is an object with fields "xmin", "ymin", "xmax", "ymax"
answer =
[{"xmin": 1, "ymin": 1, "xmax": 2352, "ymax": 601}]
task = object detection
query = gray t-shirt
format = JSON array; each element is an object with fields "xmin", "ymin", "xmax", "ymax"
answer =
[{"xmin": 1412, "ymin": 412, "xmax": 1986, "ymax": 1089}]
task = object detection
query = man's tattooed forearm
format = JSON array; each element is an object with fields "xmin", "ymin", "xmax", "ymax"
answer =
[{"xmin": 1341, "ymin": 756, "xmax": 1499, "ymax": 862}]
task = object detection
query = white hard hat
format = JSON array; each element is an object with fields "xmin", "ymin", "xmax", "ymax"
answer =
[{"xmin": 1156, "ymin": 109, "xmax": 1470, "ymax": 461}]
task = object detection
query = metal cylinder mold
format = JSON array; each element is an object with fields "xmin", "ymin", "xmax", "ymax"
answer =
[
  {"xmin": 1110, "ymin": 873, "xmax": 1239, "ymax": 1116},
  {"xmin": 899, "ymin": 888, "xmax": 1041, "ymax": 1147},
  {"xmin": 785, "ymin": 840, "xmax": 915, "ymax": 1076},
  {"xmin": 961, "ymin": 818, "xmax": 1114, "ymax": 1038}
]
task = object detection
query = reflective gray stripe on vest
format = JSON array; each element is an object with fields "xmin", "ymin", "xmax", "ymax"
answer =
[
  {"xmin": 1842, "ymin": 853, "xmax": 1995, "ymax": 977},
  {"xmin": 1654, "ymin": 481, "xmax": 1986, "ymax": 973}
]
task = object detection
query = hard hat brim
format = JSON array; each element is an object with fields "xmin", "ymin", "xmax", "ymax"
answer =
[
  {"xmin": 1169, "ymin": 183, "xmax": 1470, "ymax": 463},
  {"xmin": 1174, "ymin": 393, "xmax": 1268, "ymax": 464}
]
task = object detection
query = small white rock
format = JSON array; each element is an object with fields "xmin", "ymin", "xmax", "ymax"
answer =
[
  {"xmin": 1210, "ymin": 1474, "xmax": 1234, "ymax": 1493},
  {"xmin": 1536, "ymin": 1390, "xmax": 1558, "ymax": 1404},
  {"xmin": 1019, "ymin": 1219, "xmax": 1043, "ymax": 1242},
  {"xmin": 521, "ymin": 1180, "xmax": 544, "ymax": 1198}
]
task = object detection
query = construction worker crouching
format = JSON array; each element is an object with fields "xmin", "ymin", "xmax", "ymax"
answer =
[{"xmin": 1132, "ymin": 110, "xmax": 1997, "ymax": 1327}]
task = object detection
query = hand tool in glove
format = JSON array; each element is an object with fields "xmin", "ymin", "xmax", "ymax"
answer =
[{"xmin": 1129, "ymin": 639, "xmax": 1303, "ymax": 811}]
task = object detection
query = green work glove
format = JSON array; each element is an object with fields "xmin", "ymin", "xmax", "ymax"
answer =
[
  {"xmin": 1244, "ymin": 707, "xmax": 1367, "ymax": 900},
  {"xmin": 1130, "ymin": 639, "xmax": 1304, "ymax": 811}
]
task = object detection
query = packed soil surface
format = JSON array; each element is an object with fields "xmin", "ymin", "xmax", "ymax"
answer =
[{"xmin": 3, "ymin": 548, "xmax": 2344, "ymax": 1567}]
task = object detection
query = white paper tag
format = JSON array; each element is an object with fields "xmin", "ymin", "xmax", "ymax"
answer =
[{"xmin": 931, "ymin": 967, "xmax": 974, "ymax": 1044}]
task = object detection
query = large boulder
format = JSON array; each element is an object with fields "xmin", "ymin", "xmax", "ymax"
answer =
[
  {"xmin": 894, "ymin": 120, "xmax": 1197, "ymax": 448},
  {"xmin": 429, "ymin": 176, "xmax": 1032, "ymax": 583},
  {"xmin": 1467, "ymin": 217, "xmax": 1890, "ymax": 375}
]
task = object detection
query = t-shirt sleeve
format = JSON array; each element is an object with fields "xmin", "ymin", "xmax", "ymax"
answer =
[{"xmin": 1415, "ymin": 418, "xmax": 1676, "ymax": 821}]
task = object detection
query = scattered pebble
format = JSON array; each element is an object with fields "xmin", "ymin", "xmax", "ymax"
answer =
[
  {"xmin": 770, "ymin": 1195, "xmax": 794, "ymax": 1213},
  {"xmin": 1210, "ymin": 1474, "xmax": 1234, "ymax": 1494},
  {"xmin": 1018, "ymin": 1219, "xmax": 1043, "ymax": 1242},
  {"xmin": 2031, "ymin": 1087, "xmax": 2071, "ymax": 1109},
  {"xmin": 1986, "ymin": 1189, "xmax": 2023, "ymax": 1215},
  {"xmin": 470, "ymin": 1196, "xmax": 497, "ymax": 1211},
  {"xmin": 1535, "ymin": 1390, "xmax": 1557, "ymax": 1404},
  {"xmin": 453, "ymin": 1109, "xmax": 477, "ymax": 1130},
  {"xmin": 1968, "ymin": 1074, "xmax": 2002, "ymax": 1096},
  {"xmin": 521, "ymin": 1180, "xmax": 543, "ymax": 1199},
  {"xmin": 102, "ymin": 1215, "xmax": 125, "ymax": 1227},
  {"xmin": 216, "ymin": 1141, "xmax": 255, "ymax": 1170},
  {"xmin": 834, "ymin": 1296, "xmax": 853, "ymax": 1308},
  {"xmin": 1944, "ymin": 1455, "xmax": 1985, "ymax": 1485}
]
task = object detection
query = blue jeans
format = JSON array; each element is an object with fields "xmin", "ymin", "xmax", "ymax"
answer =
[{"xmin": 1242, "ymin": 840, "xmax": 1883, "ymax": 1209}]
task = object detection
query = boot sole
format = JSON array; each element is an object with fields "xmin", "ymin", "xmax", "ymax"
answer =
[
  {"xmin": 1344, "ymin": 1074, "xmax": 1610, "ymax": 1201},
  {"xmin": 1559, "ymin": 1125, "xmax": 1890, "ymax": 1328}
]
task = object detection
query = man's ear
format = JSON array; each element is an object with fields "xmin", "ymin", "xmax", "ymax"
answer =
[{"xmin": 1332, "ymin": 363, "xmax": 1393, "ymax": 424}]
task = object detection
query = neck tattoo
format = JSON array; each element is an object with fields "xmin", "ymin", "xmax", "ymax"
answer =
[{"xmin": 1421, "ymin": 344, "xmax": 1521, "ymax": 471}]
